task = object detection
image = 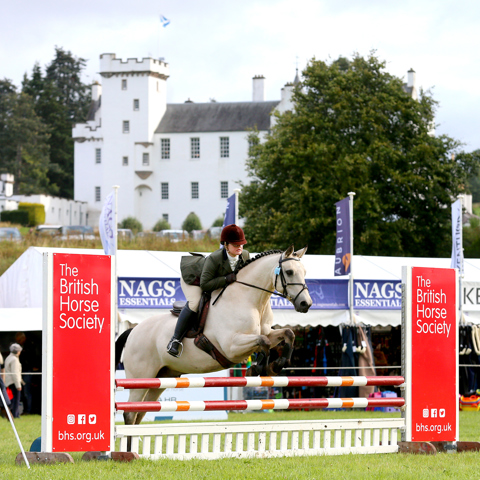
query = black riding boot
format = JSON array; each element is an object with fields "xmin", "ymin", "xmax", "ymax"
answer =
[{"xmin": 166, "ymin": 303, "xmax": 196, "ymax": 357}]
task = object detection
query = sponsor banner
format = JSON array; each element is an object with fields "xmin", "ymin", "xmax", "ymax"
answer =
[
  {"xmin": 52, "ymin": 253, "xmax": 112, "ymax": 452},
  {"xmin": 334, "ymin": 197, "xmax": 351, "ymax": 276},
  {"xmin": 462, "ymin": 281, "xmax": 480, "ymax": 311},
  {"xmin": 354, "ymin": 280, "xmax": 402, "ymax": 310},
  {"xmin": 118, "ymin": 277, "xmax": 349, "ymax": 310},
  {"xmin": 450, "ymin": 199, "xmax": 463, "ymax": 275},
  {"xmin": 410, "ymin": 267, "xmax": 457, "ymax": 442}
]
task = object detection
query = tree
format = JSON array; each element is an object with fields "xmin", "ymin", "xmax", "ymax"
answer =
[
  {"xmin": 182, "ymin": 212, "xmax": 202, "ymax": 233},
  {"xmin": 0, "ymin": 81, "xmax": 54, "ymax": 195},
  {"xmin": 153, "ymin": 218, "xmax": 171, "ymax": 231},
  {"xmin": 212, "ymin": 216, "xmax": 224, "ymax": 227},
  {"xmin": 22, "ymin": 48, "xmax": 91, "ymax": 198},
  {"xmin": 240, "ymin": 53, "xmax": 479, "ymax": 257},
  {"xmin": 119, "ymin": 217, "xmax": 143, "ymax": 234}
]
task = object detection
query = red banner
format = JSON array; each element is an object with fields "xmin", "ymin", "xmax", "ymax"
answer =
[
  {"xmin": 411, "ymin": 267, "xmax": 457, "ymax": 441},
  {"xmin": 52, "ymin": 254, "xmax": 112, "ymax": 452}
]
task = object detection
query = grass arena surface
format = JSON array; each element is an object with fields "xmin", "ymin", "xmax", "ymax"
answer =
[{"xmin": 1, "ymin": 411, "xmax": 479, "ymax": 479}]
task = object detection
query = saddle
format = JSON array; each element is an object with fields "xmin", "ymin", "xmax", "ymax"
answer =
[{"xmin": 170, "ymin": 293, "xmax": 235, "ymax": 369}]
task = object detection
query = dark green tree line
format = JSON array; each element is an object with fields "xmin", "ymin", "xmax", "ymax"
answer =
[{"xmin": 240, "ymin": 53, "xmax": 479, "ymax": 257}]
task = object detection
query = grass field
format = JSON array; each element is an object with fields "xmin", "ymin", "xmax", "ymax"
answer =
[{"xmin": 1, "ymin": 411, "xmax": 479, "ymax": 479}]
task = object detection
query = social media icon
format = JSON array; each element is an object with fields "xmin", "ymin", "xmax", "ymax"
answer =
[
  {"xmin": 67, "ymin": 414, "xmax": 75, "ymax": 425},
  {"xmin": 431, "ymin": 409, "xmax": 437, "ymax": 418},
  {"xmin": 78, "ymin": 414, "xmax": 86, "ymax": 424},
  {"xmin": 89, "ymin": 414, "xmax": 97, "ymax": 424},
  {"xmin": 439, "ymin": 409, "xmax": 445, "ymax": 418},
  {"xmin": 422, "ymin": 408, "xmax": 429, "ymax": 418}
]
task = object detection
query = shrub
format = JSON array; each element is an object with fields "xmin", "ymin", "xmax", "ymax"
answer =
[
  {"xmin": 18, "ymin": 202, "xmax": 45, "ymax": 226},
  {"xmin": 0, "ymin": 209, "xmax": 29, "ymax": 225},
  {"xmin": 212, "ymin": 216, "xmax": 224, "ymax": 227},
  {"xmin": 182, "ymin": 212, "xmax": 202, "ymax": 233},
  {"xmin": 153, "ymin": 218, "xmax": 171, "ymax": 232},
  {"xmin": 119, "ymin": 216, "xmax": 143, "ymax": 234}
]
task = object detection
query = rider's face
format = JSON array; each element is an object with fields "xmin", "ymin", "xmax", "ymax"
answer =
[{"xmin": 226, "ymin": 243, "xmax": 243, "ymax": 256}]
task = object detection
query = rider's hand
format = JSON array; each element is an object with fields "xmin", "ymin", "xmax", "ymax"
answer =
[{"xmin": 225, "ymin": 273, "xmax": 237, "ymax": 285}]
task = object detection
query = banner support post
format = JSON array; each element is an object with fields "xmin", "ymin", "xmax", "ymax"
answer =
[{"xmin": 348, "ymin": 192, "xmax": 356, "ymax": 324}]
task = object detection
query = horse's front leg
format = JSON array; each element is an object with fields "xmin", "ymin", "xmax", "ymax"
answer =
[
  {"xmin": 222, "ymin": 333, "xmax": 271, "ymax": 364},
  {"xmin": 263, "ymin": 327, "xmax": 296, "ymax": 376}
]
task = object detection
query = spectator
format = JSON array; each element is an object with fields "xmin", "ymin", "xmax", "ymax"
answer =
[{"xmin": 5, "ymin": 343, "xmax": 24, "ymax": 418}]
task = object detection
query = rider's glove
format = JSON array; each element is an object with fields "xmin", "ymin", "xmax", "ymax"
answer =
[{"xmin": 225, "ymin": 273, "xmax": 237, "ymax": 285}]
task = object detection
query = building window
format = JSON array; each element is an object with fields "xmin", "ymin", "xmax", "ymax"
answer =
[
  {"xmin": 122, "ymin": 79, "xmax": 127, "ymax": 90},
  {"xmin": 161, "ymin": 182, "xmax": 169, "ymax": 200},
  {"xmin": 95, "ymin": 148, "xmax": 101, "ymax": 164},
  {"xmin": 95, "ymin": 186, "xmax": 101, "ymax": 202},
  {"xmin": 220, "ymin": 181, "xmax": 228, "ymax": 199},
  {"xmin": 58, "ymin": 208, "xmax": 61, "ymax": 218},
  {"xmin": 123, "ymin": 121, "xmax": 130, "ymax": 133},
  {"xmin": 220, "ymin": 137, "xmax": 229, "ymax": 158},
  {"xmin": 190, "ymin": 137, "xmax": 200, "ymax": 159},
  {"xmin": 122, "ymin": 156, "xmax": 129, "ymax": 166},
  {"xmin": 191, "ymin": 182, "xmax": 199, "ymax": 199},
  {"xmin": 163, "ymin": 213, "xmax": 169, "ymax": 221},
  {"xmin": 142, "ymin": 153, "xmax": 150, "ymax": 166},
  {"xmin": 133, "ymin": 99, "xmax": 139, "ymax": 111},
  {"xmin": 161, "ymin": 138, "xmax": 170, "ymax": 159}
]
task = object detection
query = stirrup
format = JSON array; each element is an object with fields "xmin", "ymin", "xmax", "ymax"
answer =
[{"xmin": 167, "ymin": 338, "xmax": 184, "ymax": 358}]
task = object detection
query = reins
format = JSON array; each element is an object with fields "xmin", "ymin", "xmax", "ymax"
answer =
[{"xmin": 212, "ymin": 254, "xmax": 309, "ymax": 306}]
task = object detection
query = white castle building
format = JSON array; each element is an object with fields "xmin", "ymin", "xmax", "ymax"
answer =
[{"xmin": 73, "ymin": 54, "xmax": 296, "ymax": 230}]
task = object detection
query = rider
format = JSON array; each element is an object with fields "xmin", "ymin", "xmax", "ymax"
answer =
[{"xmin": 166, "ymin": 224, "xmax": 250, "ymax": 357}]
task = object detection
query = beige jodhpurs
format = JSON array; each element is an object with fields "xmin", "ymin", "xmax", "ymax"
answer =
[{"xmin": 180, "ymin": 278, "xmax": 202, "ymax": 312}]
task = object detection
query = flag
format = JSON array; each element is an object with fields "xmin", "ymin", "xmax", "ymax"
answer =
[
  {"xmin": 334, "ymin": 197, "xmax": 351, "ymax": 276},
  {"xmin": 160, "ymin": 15, "xmax": 170, "ymax": 27},
  {"xmin": 451, "ymin": 199, "xmax": 463, "ymax": 275},
  {"xmin": 99, "ymin": 191, "xmax": 116, "ymax": 255},
  {"xmin": 222, "ymin": 193, "xmax": 236, "ymax": 227}
]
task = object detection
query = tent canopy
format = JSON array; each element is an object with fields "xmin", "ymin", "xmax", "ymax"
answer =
[{"xmin": 1, "ymin": 246, "xmax": 479, "ymax": 331}]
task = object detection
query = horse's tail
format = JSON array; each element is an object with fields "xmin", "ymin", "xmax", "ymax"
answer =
[{"xmin": 115, "ymin": 328, "xmax": 133, "ymax": 368}]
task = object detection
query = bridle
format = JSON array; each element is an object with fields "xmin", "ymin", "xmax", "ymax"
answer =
[{"xmin": 213, "ymin": 254, "xmax": 309, "ymax": 306}]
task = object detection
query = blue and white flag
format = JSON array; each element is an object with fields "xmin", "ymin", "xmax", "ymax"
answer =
[
  {"xmin": 451, "ymin": 199, "xmax": 464, "ymax": 275},
  {"xmin": 160, "ymin": 15, "xmax": 170, "ymax": 27},
  {"xmin": 222, "ymin": 193, "xmax": 236, "ymax": 227},
  {"xmin": 99, "ymin": 191, "xmax": 116, "ymax": 255},
  {"xmin": 334, "ymin": 197, "xmax": 351, "ymax": 276}
]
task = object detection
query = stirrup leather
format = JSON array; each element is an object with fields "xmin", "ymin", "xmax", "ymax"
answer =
[{"xmin": 167, "ymin": 338, "xmax": 184, "ymax": 358}]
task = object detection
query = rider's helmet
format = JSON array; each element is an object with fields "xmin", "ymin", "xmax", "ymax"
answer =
[{"xmin": 220, "ymin": 224, "xmax": 247, "ymax": 245}]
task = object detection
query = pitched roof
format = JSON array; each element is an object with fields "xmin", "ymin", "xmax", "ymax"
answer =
[{"xmin": 155, "ymin": 101, "xmax": 280, "ymax": 134}]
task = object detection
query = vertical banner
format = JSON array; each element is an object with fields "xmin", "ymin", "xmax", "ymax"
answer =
[
  {"xmin": 99, "ymin": 191, "xmax": 116, "ymax": 255},
  {"xmin": 403, "ymin": 266, "xmax": 458, "ymax": 442},
  {"xmin": 222, "ymin": 193, "xmax": 236, "ymax": 227},
  {"xmin": 450, "ymin": 198, "xmax": 463, "ymax": 276},
  {"xmin": 42, "ymin": 253, "xmax": 114, "ymax": 452},
  {"xmin": 334, "ymin": 197, "xmax": 351, "ymax": 276}
]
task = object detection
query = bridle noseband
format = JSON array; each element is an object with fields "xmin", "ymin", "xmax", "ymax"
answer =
[{"xmin": 273, "ymin": 256, "xmax": 309, "ymax": 304}]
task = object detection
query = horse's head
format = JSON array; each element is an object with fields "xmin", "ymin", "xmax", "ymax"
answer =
[{"xmin": 275, "ymin": 245, "xmax": 312, "ymax": 313}]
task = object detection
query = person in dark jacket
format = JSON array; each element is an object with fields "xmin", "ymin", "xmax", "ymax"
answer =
[{"xmin": 167, "ymin": 224, "xmax": 250, "ymax": 357}]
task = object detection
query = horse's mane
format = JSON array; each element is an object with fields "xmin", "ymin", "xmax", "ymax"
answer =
[{"xmin": 237, "ymin": 249, "xmax": 283, "ymax": 273}]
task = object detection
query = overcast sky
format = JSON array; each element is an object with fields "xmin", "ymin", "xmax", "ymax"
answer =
[{"xmin": 1, "ymin": 0, "xmax": 479, "ymax": 151}]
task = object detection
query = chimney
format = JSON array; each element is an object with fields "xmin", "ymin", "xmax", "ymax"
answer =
[
  {"xmin": 92, "ymin": 81, "xmax": 102, "ymax": 101},
  {"xmin": 252, "ymin": 75, "xmax": 265, "ymax": 102},
  {"xmin": 407, "ymin": 69, "xmax": 416, "ymax": 88}
]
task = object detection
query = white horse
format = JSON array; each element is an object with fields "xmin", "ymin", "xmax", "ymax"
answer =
[{"xmin": 115, "ymin": 245, "xmax": 312, "ymax": 426}]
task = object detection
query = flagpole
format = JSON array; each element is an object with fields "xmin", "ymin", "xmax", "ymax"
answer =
[
  {"xmin": 458, "ymin": 194, "xmax": 464, "ymax": 324},
  {"xmin": 113, "ymin": 185, "xmax": 119, "ymax": 335},
  {"xmin": 234, "ymin": 188, "xmax": 240, "ymax": 225},
  {"xmin": 348, "ymin": 192, "xmax": 356, "ymax": 324}
]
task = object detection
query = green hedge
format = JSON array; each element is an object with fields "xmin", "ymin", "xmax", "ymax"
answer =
[
  {"xmin": 18, "ymin": 202, "xmax": 45, "ymax": 226},
  {"xmin": 0, "ymin": 209, "xmax": 29, "ymax": 225}
]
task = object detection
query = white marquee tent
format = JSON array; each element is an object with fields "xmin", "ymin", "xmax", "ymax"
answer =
[{"xmin": 1, "ymin": 246, "xmax": 480, "ymax": 332}]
